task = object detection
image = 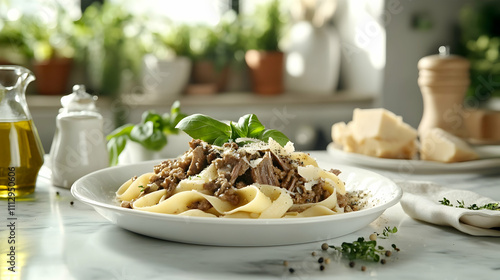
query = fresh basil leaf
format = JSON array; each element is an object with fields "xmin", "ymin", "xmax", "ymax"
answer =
[
  {"xmin": 141, "ymin": 130, "xmax": 167, "ymax": 151},
  {"xmin": 141, "ymin": 111, "xmax": 163, "ymax": 131},
  {"xmin": 246, "ymin": 114, "xmax": 266, "ymax": 138},
  {"xmin": 129, "ymin": 121, "xmax": 154, "ymax": 142},
  {"xmin": 106, "ymin": 124, "xmax": 134, "ymax": 141},
  {"xmin": 170, "ymin": 100, "xmax": 181, "ymax": 115},
  {"xmin": 129, "ymin": 121, "xmax": 167, "ymax": 150},
  {"xmin": 230, "ymin": 121, "xmax": 244, "ymax": 139},
  {"xmin": 259, "ymin": 129, "xmax": 290, "ymax": 146},
  {"xmin": 176, "ymin": 114, "xmax": 231, "ymax": 144},
  {"xmin": 213, "ymin": 135, "xmax": 230, "ymax": 146},
  {"xmin": 107, "ymin": 134, "xmax": 128, "ymax": 166},
  {"xmin": 236, "ymin": 114, "xmax": 251, "ymax": 136}
]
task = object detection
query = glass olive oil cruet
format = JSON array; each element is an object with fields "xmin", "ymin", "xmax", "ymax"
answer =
[{"xmin": 0, "ymin": 66, "xmax": 44, "ymax": 198}]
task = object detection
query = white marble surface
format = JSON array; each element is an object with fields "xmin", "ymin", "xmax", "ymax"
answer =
[{"xmin": 1, "ymin": 151, "xmax": 500, "ymax": 280}]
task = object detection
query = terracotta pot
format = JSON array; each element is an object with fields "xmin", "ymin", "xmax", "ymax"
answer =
[
  {"xmin": 33, "ymin": 58, "xmax": 73, "ymax": 95},
  {"xmin": 191, "ymin": 60, "xmax": 229, "ymax": 93},
  {"xmin": 245, "ymin": 50, "xmax": 284, "ymax": 95}
]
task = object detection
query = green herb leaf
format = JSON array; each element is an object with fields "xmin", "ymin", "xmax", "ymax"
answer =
[
  {"xmin": 129, "ymin": 121, "xmax": 167, "ymax": 151},
  {"xmin": 230, "ymin": 121, "xmax": 244, "ymax": 140},
  {"xmin": 141, "ymin": 111, "xmax": 163, "ymax": 131},
  {"xmin": 175, "ymin": 114, "xmax": 231, "ymax": 144},
  {"xmin": 440, "ymin": 197, "xmax": 500, "ymax": 211},
  {"xmin": 260, "ymin": 129, "xmax": 289, "ymax": 146},
  {"xmin": 163, "ymin": 100, "xmax": 187, "ymax": 134},
  {"xmin": 176, "ymin": 113, "xmax": 290, "ymax": 147},
  {"xmin": 246, "ymin": 114, "xmax": 266, "ymax": 138},
  {"xmin": 107, "ymin": 134, "xmax": 128, "ymax": 166},
  {"xmin": 330, "ymin": 227, "xmax": 399, "ymax": 263},
  {"xmin": 106, "ymin": 124, "xmax": 134, "ymax": 141}
]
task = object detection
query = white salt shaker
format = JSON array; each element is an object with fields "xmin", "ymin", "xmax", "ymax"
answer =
[{"xmin": 50, "ymin": 85, "xmax": 109, "ymax": 188}]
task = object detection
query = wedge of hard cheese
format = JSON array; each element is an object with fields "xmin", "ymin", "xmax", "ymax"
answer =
[
  {"xmin": 351, "ymin": 108, "xmax": 417, "ymax": 144},
  {"xmin": 331, "ymin": 108, "xmax": 418, "ymax": 159},
  {"xmin": 420, "ymin": 128, "xmax": 479, "ymax": 163}
]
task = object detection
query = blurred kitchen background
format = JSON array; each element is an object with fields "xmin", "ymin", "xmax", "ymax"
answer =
[{"xmin": 1, "ymin": 0, "xmax": 499, "ymax": 153}]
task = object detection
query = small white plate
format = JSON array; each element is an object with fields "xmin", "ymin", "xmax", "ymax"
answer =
[
  {"xmin": 71, "ymin": 159, "xmax": 401, "ymax": 246},
  {"xmin": 327, "ymin": 142, "xmax": 500, "ymax": 173}
]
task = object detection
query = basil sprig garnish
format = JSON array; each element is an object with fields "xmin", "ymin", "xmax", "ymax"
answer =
[
  {"xmin": 106, "ymin": 101, "xmax": 187, "ymax": 166},
  {"xmin": 175, "ymin": 113, "xmax": 290, "ymax": 147}
]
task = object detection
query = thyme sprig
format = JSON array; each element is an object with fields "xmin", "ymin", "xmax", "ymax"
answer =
[
  {"xmin": 330, "ymin": 226, "xmax": 399, "ymax": 262},
  {"xmin": 439, "ymin": 197, "xmax": 500, "ymax": 211},
  {"xmin": 331, "ymin": 237, "xmax": 386, "ymax": 262},
  {"xmin": 379, "ymin": 226, "xmax": 398, "ymax": 238}
]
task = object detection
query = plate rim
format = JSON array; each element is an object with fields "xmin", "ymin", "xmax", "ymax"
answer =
[{"xmin": 327, "ymin": 142, "xmax": 500, "ymax": 172}]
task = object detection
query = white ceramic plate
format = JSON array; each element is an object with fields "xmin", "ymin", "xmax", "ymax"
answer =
[
  {"xmin": 327, "ymin": 142, "xmax": 500, "ymax": 173},
  {"xmin": 71, "ymin": 159, "xmax": 401, "ymax": 246}
]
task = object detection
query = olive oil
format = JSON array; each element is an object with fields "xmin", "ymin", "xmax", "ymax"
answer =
[{"xmin": 0, "ymin": 120, "xmax": 44, "ymax": 198}]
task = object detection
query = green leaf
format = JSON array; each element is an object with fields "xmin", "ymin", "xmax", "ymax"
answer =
[
  {"xmin": 106, "ymin": 124, "xmax": 134, "ymax": 141},
  {"xmin": 236, "ymin": 114, "xmax": 251, "ymax": 136},
  {"xmin": 107, "ymin": 135, "xmax": 127, "ymax": 166},
  {"xmin": 162, "ymin": 101, "xmax": 187, "ymax": 135},
  {"xmin": 230, "ymin": 121, "xmax": 244, "ymax": 139},
  {"xmin": 141, "ymin": 111, "xmax": 163, "ymax": 131},
  {"xmin": 213, "ymin": 135, "xmax": 231, "ymax": 146},
  {"xmin": 129, "ymin": 121, "xmax": 167, "ymax": 151},
  {"xmin": 259, "ymin": 129, "xmax": 290, "ymax": 146},
  {"xmin": 142, "ymin": 130, "xmax": 167, "ymax": 151},
  {"xmin": 246, "ymin": 114, "xmax": 266, "ymax": 138},
  {"xmin": 175, "ymin": 114, "xmax": 231, "ymax": 145},
  {"xmin": 170, "ymin": 100, "xmax": 181, "ymax": 115},
  {"xmin": 130, "ymin": 121, "xmax": 154, "ymax": 142}
]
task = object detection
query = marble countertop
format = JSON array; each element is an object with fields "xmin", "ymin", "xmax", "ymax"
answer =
[{"xmin": 2, "ymin": 151, "xmax": 499, "ymax": 280}]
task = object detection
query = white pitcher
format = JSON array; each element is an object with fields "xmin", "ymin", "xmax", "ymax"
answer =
[{"xmin": 50, "ymin": 85, "xmax": 108, "ymax": 188}]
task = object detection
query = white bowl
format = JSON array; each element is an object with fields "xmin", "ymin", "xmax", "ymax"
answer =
[{"xmin": 71, "ymin": 160, "xmax": 402, "ymax": 246}]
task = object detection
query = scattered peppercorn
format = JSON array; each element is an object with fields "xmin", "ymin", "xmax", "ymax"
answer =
[
  {"xmin": 361, "ymin": 266, "xmax": 367, "ymax": 272},
  {"xmin": 320, "ymin": 265, "xmax": 325, "ymax": 271},
  {"xmin": 321, "ymin": 243, "xmax": 329, "ymax": 251},
  {"xmin": 56, "ymin": 192, "xmax": 60, "ymax": 196},
  {"xmin": 311, "ymin": 251, "xmax": 317, "ymax": 256},
  {"xmin": 391, "ymin": 244, "xmax": 400, "ymax": 251},
  {"xmin": 349, "ymin": 261, "xmax": 355, "ymax": 268},
  {"xmin": 70, "ymin": 201, "xmax": 74, "ymax": 206},
  {"xmin": 381, "ymin": 259, "xmax": 386, "ymax": 264},
  {"xmin": 283, "ymin": 260, "xmax": 289, "ymax": 266},
  {"xmin": 385, "ymin": 250, "xmax": 392, "ymax": 257},
  {"xmin": 318, "ymin": 257, "xmax": 324, "ymax": 264},
  {"xmin": 289, "ymin": 268, "xmax": 295, "ymax": 273},
  {"xmin": 369, "ymin": 233, "xmax": 377, "ymax": 241},
  {"xmin": 325, "ymin": 258, "xmax": 331, "ymax": 264}
]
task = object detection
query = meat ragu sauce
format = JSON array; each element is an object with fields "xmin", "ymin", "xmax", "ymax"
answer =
[{"xmin": 147, "ymin": 139, "xmax": 357, "ymax": 212}]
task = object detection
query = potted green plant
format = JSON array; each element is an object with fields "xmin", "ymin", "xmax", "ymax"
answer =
[
  {"xmin": 106, "ymin": 101, "xmax": 190, "ymax": 166},
  {"xmin": 21, "ymin": 7, "xmax": 76, "ymax": 95},
  {"xmin": 188, "ymin": 12, "xmax": 246, "ymax": 94},
  {"xmin": 75, "ymin": 1, "xmax": 144, "ymax": 97},
  {"xmin": 0, "ymin": 18, "xmax": 30, "ymax": 66},
  {"xmin": 188, "ymin": 24, "xmax": 229, "ymax": 94},
  {"xmin": 244, "ymin": 0, "xmax": 287, "ymax": 95},
  {"xmin": 140, "ymin": 22, "xmax": 193, "ymax": 100}
]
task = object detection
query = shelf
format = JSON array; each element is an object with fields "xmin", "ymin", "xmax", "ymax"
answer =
[
  {"xmin": 120, "ymin": 90, "xmax": 375, "ymax": 108},
  {"xmin": 27, "ymin": 90, "xmax": 374, "ymax": 109}
]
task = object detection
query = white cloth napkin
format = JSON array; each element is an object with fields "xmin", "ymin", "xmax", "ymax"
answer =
[{"xmin": 397, "ymin": 181, "xmax": 500, "ymax": 237}]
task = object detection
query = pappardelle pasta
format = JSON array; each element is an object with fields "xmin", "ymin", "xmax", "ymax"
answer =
[{"xmin": 116, "ymin": 138, "xmax": 361, "ymax": 218}]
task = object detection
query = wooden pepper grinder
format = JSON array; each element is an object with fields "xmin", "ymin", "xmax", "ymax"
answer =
[{"xmin": 417, "ymin": 46, "xmax": 470, "ymax": 138}]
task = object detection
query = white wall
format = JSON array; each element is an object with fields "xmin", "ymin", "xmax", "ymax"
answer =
[
  {"xmin": 382, "ymin": 0, "xmax": 472, "ymax": 128},
  {"xmin": 336, "ymin": 0, "xmax": 473, "ymax": 128}
]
